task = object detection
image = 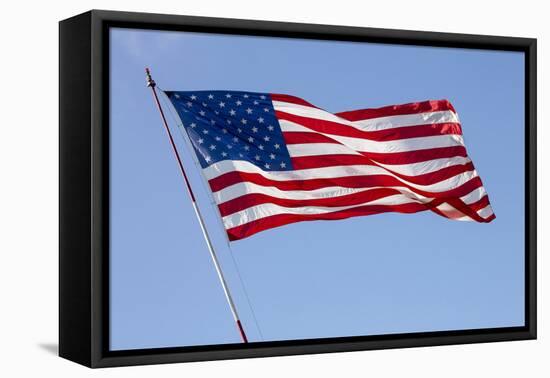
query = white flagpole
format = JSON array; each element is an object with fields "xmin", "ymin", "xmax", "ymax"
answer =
[{"xmin": 145, "ymin": 68, "xmax": 249, "ymax": 343}]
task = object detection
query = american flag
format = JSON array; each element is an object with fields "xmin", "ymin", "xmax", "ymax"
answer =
[{"xmin": 166, "ymin": 90, "xmax": 495, "ymax": 241}]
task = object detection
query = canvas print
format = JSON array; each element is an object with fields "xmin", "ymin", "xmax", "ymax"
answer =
[{"xmin": 109, "ymin": 27, "xmax": 525, "ymax": 351}]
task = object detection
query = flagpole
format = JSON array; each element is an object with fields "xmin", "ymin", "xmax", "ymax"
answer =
[{"xmin": 145, "ymin": 68, "xmax": 249, "ymax": 344}]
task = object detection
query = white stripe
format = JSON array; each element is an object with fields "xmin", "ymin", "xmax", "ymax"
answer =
[
  {"xmin": 272, "ymin": 100, "xmax": 459, "ymax": 131},
  {"xmin": 277, "ymin": 121, "xmax": 316, "ymax": 132},
  {"xmin": 222, "ymin": 194, "xmax": 417, "ymax": 229},
  {"xmin": 460, "ymin": 186, "xmax": 488, "ymax": 205},
  {"xmin": 477, "ymin": 204, "xmax": 494, "ymax": 219},
  {"xmin": 435, "ymin": 202, "xmax": 458, "ymax": 213},
  {"xmin": 437, "ymin": 201, "xmax": 494, "ymax": 222},
  {"xmin": 286, "ymin": 135, "xmax": 464, "ymax": 156},
  {"xmin": 454, "ymin": 217, "xmax": 474, "ymax": 222},
  {"xmin": 281, "ymin": 121, "xmax": 465, "ymax": 154},
  {"xmin": 286, "ymin": 143, "xmax": 358, "ymax": 157},
  {"xmin": 376, "ymin": 156, "xmax": 472, "ymax": 176},
  {"xmin": 214, "ymin": 183, "xmax": 366, "ymax": 204},
  {"xmin": 273, "ymin": 101, "xmax": 359, "ymax": 128},
  {"xmin": 203, "ymin": 157, "xmax": 472, "ymax": 182},
  {"xmin": 433, "ymin": 186, "xmax": 489, "ymax": 222},
  {"xmin": 435, "ymin": 202, "xmax": 470, "ymax": 221},
  {"xmin": 455, "ymin": 206, "xmax": 494, "ymax": 221},
  {"xmin": 351, "ymin": 111, "xmax": 459, "ymax": 132},
  {"xmin": 214, "ymin": 182, "xmax": 440, "ymax": 206},
  {"xmin": 455, "ymin": 205, "xmax": 494, "ymax": 221},
  {"xmin": 212, "ymin": 169, "xmax": 478, "ymax": 206}
]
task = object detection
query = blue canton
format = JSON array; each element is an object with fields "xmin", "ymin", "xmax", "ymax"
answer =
[{"xmin": 166, "ymin": 90, "xmax": 293, "ymax": 171}]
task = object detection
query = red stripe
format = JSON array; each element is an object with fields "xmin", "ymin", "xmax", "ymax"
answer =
[
  {"xmin": 429, "ymin": 196, "xmax": 493, "ymax": 222},
  {"xmin": 291, "ymin": 146, "xmax": 468, "ymax": 168},
  {"xmin": 226, "ymin": 194, "xmax": 493, "ymax": 240},
  {"xmin": 218, "ymin": 187, "xmax": 402, "ymax": 217},
  {"xmin": 209, "ymin": 170, "xmax": 483, "ymax": 200},
  {"xmin": 446, "ymin": 198, "xmax": 492, "ymax": 223},
  {"xmin": 276, "ymin": 110, "xmax": 463, "ymax": 141},
  {"xmin": 335, "ymin": 99, "xmax": 457, "ymax": 121},
  {"xmin": 270, "ymin": 93, "xmax": 319, "ymax": 108},
  {"xmin": 213, "ymin": 161, "xmax": 475, "ymax": 195},
  {"xmin": 227, "ymin": 202, "xmax": 430, "ymax": 241},
  {"xmin": 467, "ymin": 195, "xmax": 491, "ymax": 213},
  {"xmin": 282, "ymin": 123, "xmax": 462, "ymax": 145}
]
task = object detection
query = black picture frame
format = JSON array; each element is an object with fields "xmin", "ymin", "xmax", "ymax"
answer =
[{"xmin": 59, "ymin": 9, "xmax": 537, "ymax": 368}]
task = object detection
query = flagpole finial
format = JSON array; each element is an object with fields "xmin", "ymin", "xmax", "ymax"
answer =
[{"xmin": 145, "ymin": 67, "xmax": 156, "ymax": 88}]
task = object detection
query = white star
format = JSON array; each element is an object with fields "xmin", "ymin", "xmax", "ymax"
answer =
[
  {"xmin": 244, "ymin": 145, "xmax": 250, "ymax": 151},
  {"xmin": 267, "ymin": 125, "xmax": 274, "ymax": 131},
  {"xmin": 190, "ymin": 123, "xmax": 196, "ymax": 128},
  {"xmin": 199, "ymin": 110, "xmax": 206, "ymax": 116},
  {"xmin": 248, "ymin": 137, "xmax": 254, "ymax": 143},
  {"xmin": 222, "ymin": 128, "xmax": 228, "ymax": 134},
  {"xmin": 255, "ymin": 155, "xmax": 260, "ymax": 160},
  {"xmin": 260, "ymin": 95, "xmax": 266, "ymax": 99},
  {"xmin": 237, "ymin": 128, "xmax": 242, "ymax": 133},
  {"xmin": 186, "ymin": 101, "xmax": 192, "ymax": 107},
  {"xmin": 232, "ymin": 137, "xmax": 238, "ymax": 143},
  {"xmin": 239, "ymin": 153, "xmax": 244, "ymax": 157},
  {"xmin": 280, "ymin": 162, "xmax": 286, "ymax": 168},
  {"xmin": 219, "ymin": 101, "xmax": 225, "ymax": 108},
  {"xmin": 252, "ymin": 127, "xmax": 258, "ymax": 133},
  {"xmin": 208, "ymin": 94, "xmax": 214, "ymax": 100},
  {"xmin": 225, "ymin": 93, "xmax": 232, "ymax": 98},
  {"xmin": 257, "ymin": 117, "xmax": 264, "ymax": 123},
  {"xmin": 263, "ymin": 136, "xmax": 270, "ymax": 141},
  {"xmin": 209, "ymin": 144, "xmax": 216, "ymax": 150},
  {"xmin": 215, "ymin": 136, "xmax": 221, "ymax": 141},
  {"xmin": 202, "ymin": 129, "xmax": 209, "ymax": 134},
  {"xmin": 274, "ymin": 143, "xmax": 280, "ymax": 149},
  {"xmin": 190, "ymin": 95, "xmax": 197, "ymax": 100},
  {"xmin": 221, "ymin": 152, "xmax": 228, "ymax": 157},
  {"xmin": 246, "ymin": 108, "xmax": 253, "ymax": 114},
  {"xmin": 227, "ymin": 144, "xmax": 233, "ymax": 149},
  {"xmin": 198, "ymin": 138, "xmax": 204, "ymax": 144},
  {"xmin": 205, "ymin": 156, "xmax": 211, "ymax": 163},
  {"xmin": 229, "ymin": 109, "xmax": 236, "ymax": 116},
  {"xmin": 269, "ymin": 153, "xmax": 276, "ymax": 159},
  {"xmin": 226, "ymin": 120, "xmax": 232, "ymax": 124},
  {"xmin": 264, "ymin": 107, "xmax": 269, "ymax": 112},
  {"xmin": 214, "ymin": 111, "xmax": 219, "ymax": 115},
  {"xmin": 258, "ymin": 145, "xmax": 264, "ymax": 150},
  {"xmin": 174, "ymin": 94, "xmax": 180, "ymax": 99},
  {"xmin": 264, "ymin": 163, "xmax": 270, "ymax": 169},
  {"xmin": 253, "ymin": 100, "xmax": 259, "ymax": 105},
  {"xmin": 202, "ymin": 102, "xmax": 207, "ymax": 107},
  {"xmin": 236, "ymin": 100, "xmax": 242, "ymax": 106},
  {"xmin": 244, "ymin": 94, "xmax": 249, "ymax": 98},
  {"xmin": 210, "ymin": 119, "xmax": 215, "ymax": 125},
  {"xmin": 241, "ymin": 118, "xmax": 247, "ymax": 124}
]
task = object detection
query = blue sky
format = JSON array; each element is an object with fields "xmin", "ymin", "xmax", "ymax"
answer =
[{"xmin": 109, "ymin": 28, "xmax": 525, "ymax": 351}]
